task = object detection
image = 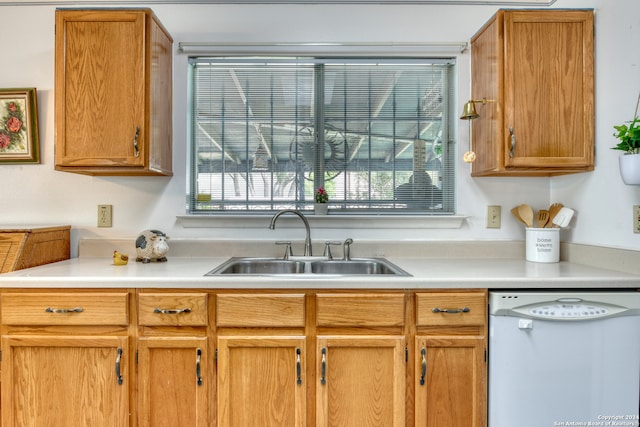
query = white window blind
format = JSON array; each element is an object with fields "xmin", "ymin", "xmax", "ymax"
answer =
[{"xmin": 189, "ymin": 57, "xmax": 456, "ymax": 215}]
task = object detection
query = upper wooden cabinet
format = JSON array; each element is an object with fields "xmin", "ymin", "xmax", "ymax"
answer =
[
  {"xmin": 54, "ymin": 9, "xmax": 173, "ymax": 176},
  {"xmin": 469, "ymin": 9, "xmax": 594, "ymax": 176}
]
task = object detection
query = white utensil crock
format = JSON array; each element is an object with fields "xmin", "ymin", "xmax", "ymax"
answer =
[{"xmin": 526, "ymin": 228, "xmax": 560, "ymax": 263}]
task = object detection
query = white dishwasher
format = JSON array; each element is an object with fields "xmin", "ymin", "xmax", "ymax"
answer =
[{"xmin": 489, "ymin": 291, "xmax": 640, "ymax": 427}]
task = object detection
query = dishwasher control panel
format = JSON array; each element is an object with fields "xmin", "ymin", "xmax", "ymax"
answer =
[
  {"xmin": 527, "ymin": 303, "xmax": 609, "ymax": 319},
  {"xmin": 490, "ymin": 292, "xmax": 640, "ymax": 320}
]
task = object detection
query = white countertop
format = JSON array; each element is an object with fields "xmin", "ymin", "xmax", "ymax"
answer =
[{"xmin": 1, "ymin": 255, "xmax": 638, "ymax": 289}]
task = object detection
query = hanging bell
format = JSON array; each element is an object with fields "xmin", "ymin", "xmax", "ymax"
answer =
[{"xmin": 460, "ymin": 101, "xmax": 480, "ymax": 120}]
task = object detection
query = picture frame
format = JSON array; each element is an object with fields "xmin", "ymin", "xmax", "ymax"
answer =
[{"xmin": 0, "ymin": 88, "xmax": 40, "ymax": 164}]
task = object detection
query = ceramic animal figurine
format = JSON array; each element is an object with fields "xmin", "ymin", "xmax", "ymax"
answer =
[
  {"xmin": 113, "ymin": 250, "xmax": 129, "ymax": 266},
  {"xmin": 135, "ymin": 229, "xmax": 169, "ymax": 263}
]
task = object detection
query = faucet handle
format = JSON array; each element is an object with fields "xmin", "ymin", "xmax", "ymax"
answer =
[
  {"xmin": 275, "ymin": 241, "xmax": 293, "ymax": 259},
  {"xmin": 323, "ymin": 241, "xmax": 342, "ymax": 260}
]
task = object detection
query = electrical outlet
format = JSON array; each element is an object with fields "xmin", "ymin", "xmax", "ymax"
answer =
[
  {"xmin": 634, "ymin": 205, "xmax": 640, "ymax": 234},
  {"xmin": 98, "ymin": 205, "xmax": 112, "ymax": 228},
  {"xmin": 487, "ymin": 205, "xmax": 501, "ymax": 229}
]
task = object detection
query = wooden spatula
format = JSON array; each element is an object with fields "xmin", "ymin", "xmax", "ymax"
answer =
[
  {"xmin": 536, "ymin": 209, "xmax": 550, "ymax": 228},
  {"xmin": 517, "ymin": 204, "xmax": 534, "ymax": 228},
  {"xmin": 546, "ymin": 203, "xmax": 563, "ymax": 228}
]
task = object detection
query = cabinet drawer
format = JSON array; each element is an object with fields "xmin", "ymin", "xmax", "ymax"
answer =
[
  {"xmin": 316, "ymin": 293, "xmax": 405, "ymax": 327},
  {"xmin": 416, "ymin": 292, "xmax": 486, "ymax": 327},
  {"xmin": 216, "ymin": 294, "xmax": 305, "ymax": 327},
  {"xmin": 1, "ymin": 292, "xmax": 128, "ymax": 326},
  {"xmin": 138, "ymin": 293, "xmax": 208, "ymax": 326}
]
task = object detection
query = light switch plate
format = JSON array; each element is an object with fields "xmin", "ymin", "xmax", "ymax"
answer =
[
  {"xmin": 98, "ymin": 205, "xmax": 112, "ymax": 228},
  {"xmin": 487, "ymin": 205, "xmax": 501, "ymax": 229}
]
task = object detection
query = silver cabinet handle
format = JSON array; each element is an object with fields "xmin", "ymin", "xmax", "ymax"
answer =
[
  {"xmin": 154, "ymin": 307, "xmax": 192, "ymax": 315},
  {"xmin": 296, "ymin": 348, "xmax": 302, "ymax": 385},
  {"xmin": 133, "ymin": 126, "xmax": 140, "ymax": 158},
  {"xmin": 432, "ymin": 307, "xmax": 470, "ymax": 314},
  {"xmin": 196, "ymin": 348, "xmax": 203, "ymax": 386},
  {"xmin": 116, "ymin": 347, "xmax": 123, "ymax": 385},
  {"xmin": 420, "ymin": 348, "xmax": 427, "ymax": 386},
  {"xmin": 509, "ymin": 127, "xmax": 516, "ymax": 158},
  {"xmin": 45, "ymin": 307, "xmax": 83, "ymax": 314},
  {"xmin": 320, "ymin": 348, "xmax": 327, "ymax": 385}
]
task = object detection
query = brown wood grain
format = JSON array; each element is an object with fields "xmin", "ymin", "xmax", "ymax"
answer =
[
  {"xmin": 54, "ymin": 10, "xmax": 173, "ymax": 176},
  {"xmin": 471, "ymin": 10, "xmax": 594, "ymax": 176}
]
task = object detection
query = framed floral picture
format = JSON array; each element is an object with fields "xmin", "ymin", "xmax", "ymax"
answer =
[{"xmin": 0, "ymin": 88, "xmax": 40, "ymax": 164}]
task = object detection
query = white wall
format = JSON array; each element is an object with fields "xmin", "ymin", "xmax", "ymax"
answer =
[
  {"xmin": 0, "ymin": 0, "xmax": 638, "ymax": 256},
  {"xmin": 551, "ymin": 0, "xmax": 640, "ymax": 250}
]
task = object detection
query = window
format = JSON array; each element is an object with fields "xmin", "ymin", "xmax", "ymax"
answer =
[{"xmin": 188, "ymin": 57, "xmax": 456, "ymax": 215}]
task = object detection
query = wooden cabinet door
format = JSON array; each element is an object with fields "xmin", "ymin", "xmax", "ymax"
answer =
[
  {"xmin": 55, "ymin": 10, "xmax": 145, "ymax": 169},
  {"xmin": 138, "ymin": 337, "xmax": 210, "ymax": 427},
  {"xmin": 471, "ymin": 10, "xmax": 594, "ymax": 176},
  {"xmin": 1, "ymin": 335, "xmax": 129, "ymax": 427},
  {"xmin": 469, "ymin": 12, "xmax": 502, "ymax": 176},
  {"xmin": 316, "ymin": 336, "xmax": 406, "ymax": 427},
  {"xmin": 503, "ymin": 10, "xmax": 594, "ymax": 171},
  {"xmin": 217, "ymin": 336, "xmax": 307, "ymax": 427},
  {"xmin": 414, "ymin": 336, "xmax": 486, "ymax": 427}
]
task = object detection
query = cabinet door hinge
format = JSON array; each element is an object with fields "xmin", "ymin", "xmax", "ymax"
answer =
[
  {"xmin": 484, "ymin": 349, "xmax": 487, "ymax": 363},
  {"xmin": 215, "ymin": 348, "xmax": 218, "ymax": 365},
  {"xmin": 405, "ymin": 346, "xmax": 408, "ymax": 363},
  {"xmin": 136, "ymin": 350, "xmax": 139, "ymax": 364}
]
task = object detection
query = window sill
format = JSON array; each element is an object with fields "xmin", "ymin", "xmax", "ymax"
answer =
[{"xmin": 177, "ymin": 214, "xmax": 467, "ymax": 229}]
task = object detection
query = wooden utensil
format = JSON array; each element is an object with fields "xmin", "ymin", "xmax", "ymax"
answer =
[
  {"xmin": 517, "ymin": 204, "xmax": 534, "ymax": 228},
  {"xmin": 536, "ymin": 209, "xmax": 550, "ymax": 228},
  {"xmin": 546, "ymin": 203, "xmax": 564, "ymax": 228},
  {"xmin": 511, "ymin": 206, "xmax": 527, "ymax": 227}
]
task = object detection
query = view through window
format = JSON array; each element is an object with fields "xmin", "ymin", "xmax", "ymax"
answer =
[{"xmin": 189, "ymin": 57, "xmax": 456, "ymax": 215}]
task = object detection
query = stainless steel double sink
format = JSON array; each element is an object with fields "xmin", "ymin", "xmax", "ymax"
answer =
[{"xmin": 206, "ymin": 257, "xmax": 411, "ymax": 276}]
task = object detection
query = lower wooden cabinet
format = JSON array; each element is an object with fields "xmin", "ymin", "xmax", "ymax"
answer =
[
  {"xmin": 217, "ymin": 336, "xmax": 307, "ymax": 427},
  {"xmin": 2, "ymin": 335, "xmax": 130, "ymax": 426},
  {"xmin": 415, "ymin": 336, "xmax": 486, "ymax": 427},
  {"xmin": 0, "ymin": 288, "xmax": 487, "ymax": 427},
  {"xmin": 316, "ymin": 336, "xmax": 406, "ymax": 427},
  {"xmin": 138, "ymin": 337, "xmax": 210, "ymax": 426},
  {"xmin": 315, "ymin": 292, "xmax": 407, "ymax": 426},
  {"xmin": 0, "ymin": 291, "xmax": 130, "ymax": 427},
  {"xmin": 137, "ymin": 292, "xmax": 211, "ymax": 427},
  {"xmin": 215, "ymin": 292, "xmax": 307, "ymax": 427},
  {"xmin": 414, "ymin": 291, "xmax": 488, "ymax": 427}
]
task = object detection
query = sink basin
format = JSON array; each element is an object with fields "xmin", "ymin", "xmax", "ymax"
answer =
[
  {"xmin": 206, "ymin": 257, "xmax": 410, "ymax": 276},
  {"xmin": 208, "ymin": 258, "xmax": 305, "ymax": 275},
  {"xmin": 309, "ymin": 259, "xmax": 410, "ymax": 276}
]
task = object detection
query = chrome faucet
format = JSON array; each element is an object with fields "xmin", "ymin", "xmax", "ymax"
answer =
[{"xmin": 268, "ymin": 210, "xmax": 313, "ymax": 256}]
